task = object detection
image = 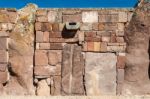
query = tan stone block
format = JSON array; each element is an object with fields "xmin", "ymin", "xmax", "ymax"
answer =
[
  {"xmin": 102, "ymin": 36, "xmax": 110, "ymax": 42},
  {"xmin": 98, "ymin": 23, "xmax": 105, "ymax": 31},
  {"xmin": 82, "ymin": 11, "xmax": 98, "ymax": 23},
  {"xmin": 99, "ymin": 14, "xmax": 118, "ymax": 22},
  {"xmin": 35, "ymin": 22, "xmax": 42, "ymax": 31},
  {"xmin": 36, "ymin": 9, "xmax": 47, "ymax": 16},
  {"xmin": 92, "ymin": 23, "xmax": 98, "ymax": 30},
  {"xmin": 48, "ymin": 10, "xmax": 57, "ymax": 23},
  {"xmin": 0, "ymin": 38, "xmax": 8, "ymax": 50},
  {"xmin": 39, "ymin": 43, "xmax": 50, "ymax": 50},
  {"xmin": 0, "ymin": 50, "xmax": 8, "ymax": 63},
  {"xmin": 36, "ymin": 31, "xmax": 43, "ymax": 42},
  {"xmin": 43, "ymin": 31, "xmax": 49, "ymax": 42},
  {"xmin": 0, "ymin": 64, "xmax": 7, "ymax": 72},
  {"xmin": 48, "ymin": 51, "xmax": 60, "ymax": 66},
  {"xmin": 118, "ymin": 12, "xmax": 128, "ymax": 22},
  {"xmin": 94, "ymin": 42, "xmax": 100, "ymax": 52},
  {"xmin": 100, "ymin": 42, "xmax": 107, "ymax": 52},
  {"xmin": 41, "ymin": 23, "xmax": 52, "ymax": 31},
  {"xmin": 107, "ymin": 46, "xmax": 125, "ymax": 52},
  {"xmin": 36, "ymin": 79, "xmax": 50, "ymax": 96},
  {"xmin": 80, "ymin": 23, "xmax": 92, "ymax": 31},
  {"xmin": 0, "ymin": 71, "xmax": 9, "ymax": 83},
  {"xmin": 35, "ymin": 50, "xmax": 48, "ymax": 66},
  {"xmin": 62, "ymin": 15, "xmax": 81, "ymax": 22},
  {"xmin": 59, "ymin": 23, "xmax": 65, "ymax": 31},
  {"xmin": 36, "ymin": 16, "xmax": 48, "ymax": 22},
  {"xmin": 117, "ymin": 23, "xmax": 125, "ymax": 31}
]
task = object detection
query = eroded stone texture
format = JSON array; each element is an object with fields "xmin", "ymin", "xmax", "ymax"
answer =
[
  {"xmin": 85, "ymin": 53, "xmax": 117, "ymax": 95},
  {"xmin": 36, "ymin": 80, "xmax": 50, "ymax": 96},
  {"xmin": 5, "ymin": 4, "xmax": 38, "ymax": 95},
  {"xmin": 123, "ymin": 2, "xmax": 150, "ymax": 95},
  {"xmin": 62, "ymin": 44, "xmax": 85, "ymax": 95}
]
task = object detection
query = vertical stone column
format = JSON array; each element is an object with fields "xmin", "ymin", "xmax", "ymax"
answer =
[
  {"xmin": 6, "ymin": 4, "xmax": 37, "ymax": 95},
  {"xmin": 62, "ymin": 44, "xmax": 85, "ymax": 95}
]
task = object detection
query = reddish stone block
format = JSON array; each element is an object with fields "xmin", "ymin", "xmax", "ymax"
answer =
[
  {"xmin": 87, "ymin": 42, "xmax": 94, "ymax": 51},
  {"xmin": 100, "ymin": 42, "xmax": 107, "ymax": 52},
  {"xmin": 43, "ymin": 31, "xmax": 49, "ymax": 42},
  {"xmin": 49, "ymin": 32, "xmax": 62, "ymax": 38},
  {"xmin": 85, "ymin": 32, "xmax": 96, "ymax": 37},
  {"xmin": 50, "ymin": 38, "xmax": 65, "ymax": 43},
  {"xmin": 0, "ymin": 50, "xmax": 8, "ymax": 63},
  {"xmin": 36, "ymin": 31, "xmax": 43, "ymax": 42},
  {"xmin": 41, "ymin": 23, "xmax": 52, "ymax": 32},
  {"xmin": 39, "ymin": 43, "xmax": 50, "ymax": 50},
  {"xmin": 116, "ymin": 37, "xmax": 124, "ymax": 43},
  {"xmin": 117, "ymin": 56, "xmax": 126, "ymax": 69},
  {"xmin": 62, "ymin": 15, "xmax": 81, "ymax": 22},
  {"xmin": 0, "ymin": 64, "xmax": 7, "ymax": 72},
  {"xmin": 50, "ymin": 43, "xmax": 63, "ymax": 50},
  {"xmin": 52, "ymin": 23, "xmax": 59, "ymax": 32},
  {"xmin": 110, "ymin": 33, "xmax": 116, "ymax": 43},
  {"xmin": 85, "ymin": 37, "xmax": 100, "ymax": 42},
  {"xmin": 0, "ymin": 38, "xmax": 8, "ymax": 50},
  {"xmin": 35, "ymin": 22, "xmax": 42, "ymax": 31},
  {"xmin": 35, "ymin": 50, "xmax": 48, "ymax": 66},
  {"xmin": 0, "ymin": 71, "xmax": 8, "ymax": 83}
]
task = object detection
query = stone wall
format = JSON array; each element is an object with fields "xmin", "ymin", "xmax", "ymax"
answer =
[
  {"xmin": 34, "ymin": 8, "xmax": 132, "ymax": 96},
  {"xmin": 0, "ymin": 5, "xmax": 134, "ymax": 96}
]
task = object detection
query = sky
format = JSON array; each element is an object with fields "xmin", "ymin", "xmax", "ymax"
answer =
[{"xmin": 0, "ymin": 0, "xmax": 138, "ymax": 9}]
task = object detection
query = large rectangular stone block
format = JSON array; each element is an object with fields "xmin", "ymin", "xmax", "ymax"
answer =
[
  {"xmin": 85, "ymin": 53, "xmax": 117, "ymax": 95},
  {"xmin": 82, "ymin": 11, "xmax": 98, "ymax": 23}
]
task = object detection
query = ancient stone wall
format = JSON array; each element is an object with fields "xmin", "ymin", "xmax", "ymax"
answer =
[{"xmin": 0, "ymin": 5, "xmax": 134, "ymax": 96}]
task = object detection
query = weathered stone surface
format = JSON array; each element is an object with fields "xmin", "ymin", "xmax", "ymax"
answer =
[
  {"xmin": 35, "ymin": 50, "xmax": 48, "ymax": 66},
  {"xmin": 48, "ymin": 11, "xmax": 57, "ymax": 23},
  {"xmin": 36, "ymin": 80, "xmax": 50, "ymax": 96},
  {"xmin": 62, "ymin": 15, "xmax": 81, "ymax": 22},
  {"xmin": 71, "ymin": 45, "xmax": 85, "ymax": 95},
  {"xmin": 0, "ymin": 64, "xmax": 7, "ymax": 72},
  {"xmin": 85, "ymin": 53, "xmax": 117, "ymax": 95},
  {"xmin": 8, "ymin": 4, "xmax": 38, "ymax": 95},
  {"xmin": 34, "ymin": 64, "xmax": 61, "ymax": 78},
  {"xmin": 0, "ymin": 50, "xmax": 8, "ymax": 63},
  {"xmin": 80, "ymin": 23, "xmax": 92, "ymax": 31},
  {"xmin": 123, "ymin": 2, "xmax": 150, "ymax": 95},
  {"xmin": 0, "ymin": 38, "xmax": 8, "ymax": 50},
  {"xmin": 118, "ymin": 12, "xmax": 128, "ymax": 22},
  {"xmin": 0, "ymin": 71, "xmax": 9, "ymax": 84},
  {"xmin": 99, "ymin": 14, "xmax": 118, "ymax": 22},
  {"xmin": 51, "ymin": 76, "xmax": 61, "ymax": 95},
  {"xmin": 48, "ymin": 50, "xmax": 62, "ymax": 66},
  {"xmin": 82, "ymin": 11, "xmax": 98, "ymax": 23},
  {"xmin": 62, "ymin": 44, "xmax": 84, "ymax": 95}
]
